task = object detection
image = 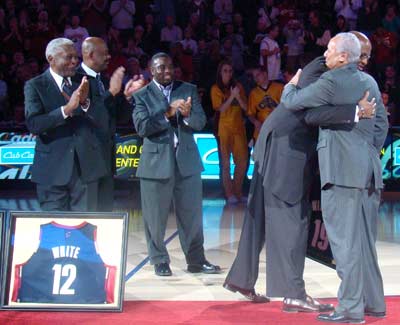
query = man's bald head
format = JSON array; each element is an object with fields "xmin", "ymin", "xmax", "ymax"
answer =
[
  {"xmin": 350, "ymin": 31, "xmax": 372, "ymax": 71},
  {"xmin": 82, "ymin": 37, "xmax": 110, "ymax": 72}
]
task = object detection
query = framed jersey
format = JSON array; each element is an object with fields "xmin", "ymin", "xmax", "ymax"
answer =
[{"xmin": 0, "ymin": 211, "xmax": 128, "ymax": 311}]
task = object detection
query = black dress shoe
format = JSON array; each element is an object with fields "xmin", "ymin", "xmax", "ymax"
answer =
[
  {"xmin": 154, "ymin": 263, "xmax": 172, "ymax": 276},
  {"xmin": 223, "ymin": 282, "xmax": 270, "ymax": 303},
  {"xmin": 283, "ymin": 295, "xmax": 334, "ymax": 313},
  {"xmin": 187, "ymin": 261, "xmax": 222, "ymax": 274},
  {"xmin": 317, "ymin": 311, "xmax": 365, "ymax": 324},
  {"xmin": 364, "ymin": 310, "xmax": 386, "ymax": 318}
]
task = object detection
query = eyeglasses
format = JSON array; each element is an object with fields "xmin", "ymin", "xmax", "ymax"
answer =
[{"xmin": 360, "ymin": 54, "xmax": 371, "ymax": 60}]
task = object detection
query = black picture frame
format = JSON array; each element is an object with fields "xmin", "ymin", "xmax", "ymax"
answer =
[
  {"xmin": 1, "ymin": 211, "xmax": 129, "ymax": 311},
  {"xmin": 0, "ymin": 211, "xmax": 4, "ymax": 298}
]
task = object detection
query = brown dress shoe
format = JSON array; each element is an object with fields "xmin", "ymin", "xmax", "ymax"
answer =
[
  {"xmin": 283, "ymin": 295, "xmax": 334, "ymax": 313},
  {"xmin": 223, "ymin": 282, "xmax": 270, "ymax": 303}
]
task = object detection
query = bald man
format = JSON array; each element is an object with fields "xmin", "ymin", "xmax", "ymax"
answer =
[{"xmin": 76, "ymin": 37, "xmax": 145, "ymax": 211}]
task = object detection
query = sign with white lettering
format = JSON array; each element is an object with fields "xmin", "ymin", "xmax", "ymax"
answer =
[{"xmin": 0, "ymin": 212, "xmax": 128, "ymax": 311}]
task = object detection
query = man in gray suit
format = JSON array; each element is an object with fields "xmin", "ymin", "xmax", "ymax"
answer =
[
  {"xmin": 224, "ymin": 57, "xmax": 374, "ymax": 308},
  {"xmin": 281, "ymin": 32, "xmax": 388, "ymax": 324},
  {"xmin": 132, "ymin": 52, "xmax": 221, "ymax": 276},
  {"xmin": 25, "ymin": 38, "xmax": 108, "ymax": 211}
]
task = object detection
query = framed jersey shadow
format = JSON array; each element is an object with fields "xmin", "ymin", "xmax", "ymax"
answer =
[{"xmin": 1, "ymin": 211, "xmax": 129, "ymax": 312}]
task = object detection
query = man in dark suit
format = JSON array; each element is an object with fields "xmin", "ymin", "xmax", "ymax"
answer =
[
  {"xmin": 25, "ymin": 38, "xmax": 108, "ymax": 211},
  {"xmin": 132, "ymin": 52, "xmax": 221, "ymax": 276},
  {"xmin": 223, "ymin": 57, "xmax": 376, "ymax": 308},
  {"xmin": 76, "ymin": 37, "xmax": 145, "ymax": 211},
  {"xmin": 281, "ymin": 32, "xmax": 388, "ymax": 324}
]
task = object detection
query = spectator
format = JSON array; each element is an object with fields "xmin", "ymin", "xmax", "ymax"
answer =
[
  {"xmin": 30, "ymin": 10, "xmax": 56, "ymax": 61},
  {"xmin": 258, "ymin": 0, "xmax": 279, "ymax": 28},
  {"xmin": 334, "ymin": 0, "xmax": 362, "ymax": 30},
  {"xmin": 371, "ymin": 27, "xmax": 398, "ymax": 78},
  {"xmin": 81, "ymin": 0, "xmax": 109, "ymax": 37},
  {"xmin": 303, "ymin": 10, "xmax": 331, "ymax": 63},
  {"xmin": 381, "ymin": 90, "xmax": 395, "ymax": 126},
  {"xmin": 122, "ymin": 37, "xmax": 145, "ymax": 58},
  {"xmin": 213, "ymin": 0, "xmax": 233, "ymax": 24},
  {"xmin": 123, "ymin": 57, "xmax": 141, "ymax": 85},
  {"xmin": 382, "ymin": 4, "xmax": 400, "ymax": 35},
  {"xmin": 247, "ymin": 66, "xmax": 283, "ymax": 141},
  {"xmin": 56, "ymin": 4, "xmax": 71, "ymax": 34},
  {"xmin": 187, "ymin": 13, "xmax": 203, "ymax": 40},
  {"xmin": 0, "ymin": 70, "xmax": 9, "ymax": 120},
  {"xmin": 181, "ymin": 27, "xmax": 198, "ymax": 55},
  {"xmin": 381, "ymin": 65, "xmax": 400, "ymax": 109},
  {"xmin": 109, "ymin": 0, "xmax": 135, "ymax": 34},
  {"xmin": 260, "ymin": 24, "xmax": 281, "ymax": 81},
  {"xmin": 3, "ymin": 17, "xmax": 24, "ymax": 56},
  {"xmin": 283, "ymin": 18, "xmax": 305, "ymax": 70},
  {"xmin": 64, "ymin": 15, "xmax": 89, "ymax": 56},
  {"xmin": 210, "ymin": 59, "xmax": 248, "ymax": 204},
  {"xmin": 151, "ymin": 0, "xmax": 176, "ymax": 27},
  {"xmin": 331, "ymin": 15, "xmax": 349, "ymax": 36},
  {"xmin": 357, "ymin": 0, "xmax": 380, "ymax": 36},
  {"xmin": 186, "ymin": 0, "xmax": 208, "ymax": 28},
  {"xmin": 160, "ymin": 15, "xmax": 182, "ymax": 45},
  {"xmin": 252, "ymin": 17, "xmax": 268, "ymax": 57},
  {"xmin": 142, "ymin": 14, "xmax": 160, "ymax": 54},
  {"xmin": 18, "ymin": 8, "xmax": 32, "ymax": 34}
]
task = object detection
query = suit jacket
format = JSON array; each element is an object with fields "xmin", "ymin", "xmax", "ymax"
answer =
[
  {"xmin": 74, "ymin": 66, "xmax": 132, "ymax": 175},
  {"xmin": 132, "ymin": 80, "xmax": 206, "ymax": 179},
  {"xmin": 25, "ymin": 69, "xmax": 107, "ymax": 186},
  {"xmin": 253, "ymin": 57, "xmax": 358, "ymax": 205},
  {"xmin": 281, "ymin": 63, "xmax": 389, "ymax": 190}
]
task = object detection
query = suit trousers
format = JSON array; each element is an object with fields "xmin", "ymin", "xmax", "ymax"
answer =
[
  {"xmin": 97, "ymin": 174, "xmax": 114, "ymax": 212},
  {"xmin": 139, "ymin": 159, "xmax": 206, "ymax": 265},
  {"xmin": 321, "ymin": 184, "xmax": 386, "ymax": 318},
  {"xmin": 225, "ymin": 171, "xmax": 309, "ymax": 299},
  {"xmin": 36, "ymin": 155, "xmax": 98, "ymax": 211}
]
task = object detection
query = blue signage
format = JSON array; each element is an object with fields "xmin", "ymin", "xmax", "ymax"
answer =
[
  {"xmin": 0, "ymin": 143, "xmax": 35, "ymax": 165},
  {"xmin": 194, "ymin": 134, "xmax": 254, "ymax": 179}
]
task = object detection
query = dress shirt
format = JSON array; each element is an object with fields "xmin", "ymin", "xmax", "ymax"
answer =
[{"xmin": 49, "ymin": 68, "xmax": 89, "ymax": 118}]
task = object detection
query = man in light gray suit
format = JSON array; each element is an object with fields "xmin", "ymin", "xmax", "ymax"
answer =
[
  {"xmin": 281, "ymin": 32, "xmax": 388, "ymax": 324},
  {"xmin": 223, "ymin": 57, "xmax": 375, "ymax": 308},
  {"xmin": 132, "ymin": 52, "xmax": 220, "ymax": 277}
]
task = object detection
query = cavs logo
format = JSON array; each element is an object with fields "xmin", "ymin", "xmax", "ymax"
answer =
[{"xmin": 258, "ymin": 95, "xmax": 278, "ymax": 109}]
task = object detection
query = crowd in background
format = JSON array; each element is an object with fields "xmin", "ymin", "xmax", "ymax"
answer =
[{"xmin": 0, "ymin": 0, "xmax": 399, "ymax": 129}]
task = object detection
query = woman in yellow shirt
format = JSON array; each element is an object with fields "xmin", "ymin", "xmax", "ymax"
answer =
[{"xmin": 210, "ymin": 60, "xmax": 248, "ymax": 204}]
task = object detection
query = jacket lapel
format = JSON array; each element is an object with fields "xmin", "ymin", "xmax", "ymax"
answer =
[{"xmin": 43, "ymin": 69, "xmax": 69, "ymax": 107}]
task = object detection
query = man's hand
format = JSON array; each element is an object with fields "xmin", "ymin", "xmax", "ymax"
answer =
[
  {"xmin": 79, "ymin": 76, "xmax": 89, "ymax": 104},
  {"xmin": 178, "ymin": 97, "xmax": 191, "ymax": 117},
  {"xmin": 109, "ymin": 66, "xmax": 125, "ymax": 96},
  {"xmin": 124, "ymin": 74, "xmax": 146, "ymax": 99},
  {"xmin": 64, "ymin": 88, "xmax": 82, "ymax": 116},
  {"xmin": 358, "ymin": 90, "xmax": 376, "ymax": 119},
  {"xmin": 288, "ymin": 68, "xmax": 302, "ymax": 86},
  {"xmin": 166, "ymin": 99, "xmax": 184, "ymax": 118}
]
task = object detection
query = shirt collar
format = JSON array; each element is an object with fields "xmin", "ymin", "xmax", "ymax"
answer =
[
  {"xmin": 49, "ymin": 68, "xmax": 71, "ymax": 91},
  {"xmin": 153, "ymin": 79, "xmax": 173, "ymax": 92},
  {"xmin": 81, "ymin": 62, "xmax": 98, "ymax": 78}
]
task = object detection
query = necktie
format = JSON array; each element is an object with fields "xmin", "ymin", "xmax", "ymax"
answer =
[
  {"xmin": 160, "ymin": 84, "xmax": 178, "ymax": 128},
  {"xmin": 61, "ymin": 77, "xmax": 73, "ymax": 99},
  {"xmin": 96, "ymin": 73, "xmax": 106, "ymax": 95}
]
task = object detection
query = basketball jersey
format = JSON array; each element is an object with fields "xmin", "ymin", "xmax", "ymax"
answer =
[{"xmin": 12, "ymin": 221, "xmax": 115, "ymax": 304}]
